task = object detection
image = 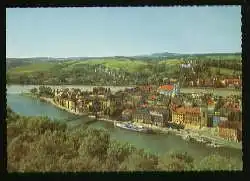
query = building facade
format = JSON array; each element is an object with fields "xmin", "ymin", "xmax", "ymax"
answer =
[
  {"xmin": 132, "ymin": 109, "xmax": 152, "ymax": 124},
  {"xmin": 171, "ymin": 106, "xmax": 201, "ymax": 129},
  {"xmin": 218, "ymin": 121, "xmax": 241, "ymax": 142},
  {"xmin": 157, "ymin": 83, "xmax": 180, "ymax": 97}
]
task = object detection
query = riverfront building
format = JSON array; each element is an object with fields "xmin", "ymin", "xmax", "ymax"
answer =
[
  {"xmin": 132, "ymin": 108, "xmax": 152, "ymax": 124},
  {"xmin": 171, "ymin": 106, "xmax": 202, "ymax": 129},
  {"xmin": 121, "ymin": 109, "xmax": 133, "ymax": 121},
  {"xmin": 47, "ymin": 85, "xmax": 242, "ymax": 143},
  {"xmin": 148, "ymin": 107, "xmax": 170, "ymax": 127},
  {"xmin": 218, "ymin": 121, "xmax": 242, "ymax": 142}
]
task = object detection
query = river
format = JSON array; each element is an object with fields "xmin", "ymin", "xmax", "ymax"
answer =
[{"xmin": 6, "ymin": 85, "xmax": 242, "ymax": 166}]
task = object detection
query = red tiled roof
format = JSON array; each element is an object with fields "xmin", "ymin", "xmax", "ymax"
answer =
[
  {"xmin": 158, "ymin": 85, "xmax": 174, "ymax": 91},
  {"xmin": 224, "ymin": 79, "xmax": 241, "ymax": 85},
  {"xmin": 174, "ymin": 107, "xmax": 200, "ymax": 114}
]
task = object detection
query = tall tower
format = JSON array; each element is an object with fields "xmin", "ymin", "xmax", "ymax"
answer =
[{"xmin": 174, "ymin": 82, "xmax": 180, "ymax": 96}]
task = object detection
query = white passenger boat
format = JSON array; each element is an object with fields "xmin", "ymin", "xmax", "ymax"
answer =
[
  {"xmin": 206, "ymin": 142, "xmax": 222, "ymax": 148},
  {"xmin": 182, "ymin": 134, "xmax": 191, "ymax": 141},
  {"xmin": 114, "ymin": 121, "xmax": 153, "ymax": 133}
]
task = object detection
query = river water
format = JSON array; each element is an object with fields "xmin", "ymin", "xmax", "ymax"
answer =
[{"xmin": 6, "ymin": 85, "xmax": 242, "ymax": 165}]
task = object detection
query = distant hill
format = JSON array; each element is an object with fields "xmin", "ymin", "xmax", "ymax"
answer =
[
  {"xmin": 6, "ymin": 52, "xmax": 241, "ymax": 65},
  {"xmin": 150, "ymin": 52, "xmax": 181, "ymax": 57},
  {"xmin": 127, "ymin": 52, "xmax": 241, "ymax": 61}
]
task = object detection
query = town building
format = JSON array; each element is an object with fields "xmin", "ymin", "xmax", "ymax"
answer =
[
  {"xmin": 157, "ymin": 83, "xmax": 180, "ymax": 97},
  {"xmin": 132, "ymin": 108, "xmax": 152, "ymax": 124},
  {"xmin": 200, "ymin": 106, "xmax": 209, "ymax": 127},
  {"xmin": 222, "ymin": 78, "xmax": 242, "ymax": 88},
  {"xmin": 149, "ymin": 107, "xmax": 170, "ymax": 127},
  {"xmin": 217, "ymin": 100, "xmax": 242, "ymax": 124},
  {"xmin": 171, "ymin": 106, "xmax": 202, "ymax": 129},
  {"xmin": 139, "ymin": 85, "xmax": 153, "ymax": 93},
  {"xmin": 121, "ymin": 109, "xmax": 133, "ymax": 121},
  {"xmin": 201, "ymin": 79, "xmax": 214, "ymax": 87},
  {"xmin": 218, "ymin": 121, "xmax": 242, "ymax": 142}
]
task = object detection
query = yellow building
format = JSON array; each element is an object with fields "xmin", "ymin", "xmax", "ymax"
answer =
[
  {"xmin": 171, "ymin": 107, "xmax": 201, "ymax": 129},
  {"xmin": 172, "ymin": 112, "xmax": 184, "ymax": 124},
  {"xmin": 68, "ymin": 100, "xmax": 74, "ymax": 110}
]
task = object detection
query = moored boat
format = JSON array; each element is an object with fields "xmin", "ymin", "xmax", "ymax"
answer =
[
  {"xmin": 206, "ymin": 142, "xmax": 222, "ymax": 148},
  {"xmin": 114, "ymin": 121, "xmax": 153, "ymax": 133},
  {"xmin": 182, "ymin": 134, "xmax": 191, "ymax": 141}
]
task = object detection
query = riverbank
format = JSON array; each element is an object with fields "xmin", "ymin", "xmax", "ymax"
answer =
[
  {"xmin": 131, "ymin": 122, "xmax": 242, "ymax": 150},
  {"xmin": 38, "ymin": 96, "xmax": 117, "ymax": 124},
  {"xmin": 9, "ymin": 85, "xmax": 133, "ymax": 94},
  {"xmin": 8, "ymin": 84, "xmax": 241, "ymax": 97},
  {"xmin": 21, "ymin": 93, "xmax": 242, "ymax": 150}
]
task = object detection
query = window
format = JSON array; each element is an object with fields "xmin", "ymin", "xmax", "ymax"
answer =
[{"xmin": 203, "ymin": 112, "xmax": 205, "ymax": 118}]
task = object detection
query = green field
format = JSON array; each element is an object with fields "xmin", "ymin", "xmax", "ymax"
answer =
[
  {"xmin": 61, "ymin": 59, "xmax": 148, "ymax": 72},
  {"xmin": 159, "ymin": 59, "xmax": 184, "ymax": 65},
  {"xmin": 204, "ymin": 55, "xmax": 241, "ymax": 61},
  {"xmin": 181, "ymin": 88, "xmax": 241, "ymax": 96},
  {"xmin": 210, "ymin": 67, "xmax": 241, "ymax": 76},
  {"xmin": 8, "ymin": 58, "xmax": 241, "ymax": 76},
  {"xmin": 8, "ymin": 62, "xmax": 56, "ymax": 75}
]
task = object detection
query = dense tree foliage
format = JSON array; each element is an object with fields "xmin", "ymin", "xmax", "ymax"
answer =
[
  {"xmin": 30, "ymin": 87, "xmax": 38, "ymax": 94},
  {"xmin": 38, "ymin": 86, "xmax": 54, "ymax": 97},
  {"xmin": 7, "ymin": 107, "xmax": 241, "ymax": 172}
]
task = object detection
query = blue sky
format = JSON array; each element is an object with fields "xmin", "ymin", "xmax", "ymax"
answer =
[{"xmin": 6, "ymin": 6, "xmax": 241, "ymax": 58}]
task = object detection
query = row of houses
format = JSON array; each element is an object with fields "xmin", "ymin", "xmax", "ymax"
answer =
[
  {"xmin": 122, "ymin": 106, "xmax": 205, "ymax": 129},
  {"xmin": 218, "ymin": 121, "xmax": 242, "ymax": 142},
  {"xmin": 120, "ymin": 83, "xmax": 241, "ymax": 142},
  {"xmin": 121, "ymin": 102, "xmax": 242, "ymax": 142},
  {"xmin": 188, "ymin": 78, "xmax": 242, "ymax": 88},
  {"xmin": 48, "ymin": 85, "xmax": 242, "ymax": 142}
]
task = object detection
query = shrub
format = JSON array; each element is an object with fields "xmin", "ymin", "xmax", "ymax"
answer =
[
  {"xmin": 79, "ymin": 128, "xmax": 110, "ymax": 160},
  {"xmin": 157, "ymin": 151, "xmax": 194, "ymax": 171},
  {"xmin": 195, "ymin": 154, "xmax": 241, "ymax": 171}
]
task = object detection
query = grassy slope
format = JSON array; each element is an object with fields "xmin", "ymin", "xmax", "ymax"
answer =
[
  {"xmin": 210, "ymin": 67, "xmax": 241, "ymax": 76},
  {"xmin": 158, "ymin": 59, "xmax": 184, "ymax": 65},
  {"xmin": 61, "ymin": 59, "xmax": 148, "ymax": 73},
  {"xmin": 8, "ymin": 62, "xmax": 56, "ymax": 75},
  {"xmin": 7, "ymin": 54, "xmax": 241, "ymax": 76},
  {"xmin": 204, "ymin": 55, "xmax": 242, "ymax": 61}
]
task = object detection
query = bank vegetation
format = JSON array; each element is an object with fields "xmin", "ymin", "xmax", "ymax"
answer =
[{"xmin": 7, "ymin": 107, "xmax": 241, "ymax": 172}]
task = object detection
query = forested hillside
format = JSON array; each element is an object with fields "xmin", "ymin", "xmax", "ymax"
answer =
[{"xmin": 6, "ymin": 53, "xmax": 242, "ymax": 86}]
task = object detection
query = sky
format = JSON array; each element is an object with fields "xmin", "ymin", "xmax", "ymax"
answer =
[{"xmin": 6, "ymin": 6, "xmax": 241, "ymax": 58}]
